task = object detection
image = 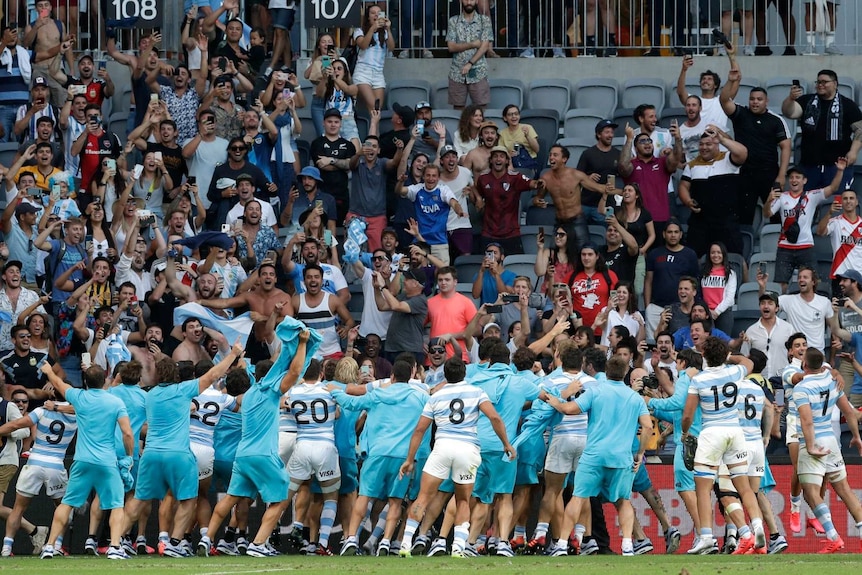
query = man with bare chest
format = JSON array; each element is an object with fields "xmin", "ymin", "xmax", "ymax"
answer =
[
  {"xmin": 534, "ymin": 144, "xmax": 613, "ymax": 252},
  {"xmin": 25, "ymin": 0, "xmax": 71, "ymax": 106},
  {"xmin": 172, "ymin": 318, "xmax": 211, "ymax": 363},
  {"xmin": 196, "ymin": 262, "xmax": 293, "ymax": 360},
  {"xmin": 460, "ymin": 122, "xmax": 499, "ymax": 177}
]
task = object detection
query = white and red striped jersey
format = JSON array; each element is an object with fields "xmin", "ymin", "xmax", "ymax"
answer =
[{"xmin": 826, "ymin": 214, "xmax": 862, "ymax": 278}]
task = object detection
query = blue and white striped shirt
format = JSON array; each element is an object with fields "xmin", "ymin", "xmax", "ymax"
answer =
[
  {"xmin": 793, "ymin": 370, "xmax": 842, "ymax": 447},
  {"xmin": 27, "ymin": 407, "xmax": 77, "ymax": 471},
  {"xmin": 542, "ymin": 371, "xmax": 591, "ymax": 437},
  {"xmin": 422, "ymin": 380, "xmax": 489, "ymax": 447},
  {"xmin": 189, "ymin": 386, "xmax": 237, "ymax": 447},
  {"xmin": 288, "ymin": 381, "xmax": 337, "ymax": 444},
  {"xmin": 279, "ymin": 391, "xmax": 297, "ymax": 433},
  {"xmin": 688, "ymin": 364, "xmax": 747, "ymax": 428},
  {"xmin": 736, "ymin": 378, "xmax": 766, "ymax": 443}
]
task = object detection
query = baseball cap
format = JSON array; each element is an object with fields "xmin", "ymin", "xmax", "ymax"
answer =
[
  {"xmin": 391, "ymin": 102, "xmax": 415, "ymax": 126},
  {"xmin": 298, "ymin": 166, "xmax": 323, "ymax": 182},
  {"xmin": 78, "ymin": 52, "xmax": 94, "ymax": 63},
  {"xmin": 838, "ymin": 270, "xmax": 862, "ymax": 285},
  {"xmin": 483, "ymin": 322, "xmax": 501, "ymax": 334},
  {"xmin": 595, "ymin": 119, "xmax": 618, "ymax": 133},
  {"xmin": 323, "ymin": 108, "xmax": 342, "ymax": 119},
  {"xmin": 235, "ymin": 173, "xmax": 254, "ymax": 184},
  {"xmin": 414, "ymin": 100, "xmax": 431, "ymax": 111},
  {"xmin": 440, "ymin": 145, "xmax": 458, "ymax": 158},
  {"xmin": 786, "ymin": 165, "xmax": 805, "ymax": 176},
  {"xmin": 402, "ymin": 269, "xmax": 425, "ymax": 284},
  {"xmin": 32, "ymin": 76, "xmax": 48, "ymax": 88},
  {"xmin": 2, "ymin": 260, "xmax": 23, "ymax": 273},
  {"xmin": 478, "ymin": 121, "xmax": 499, "ymax": 132},
  {"xmin": 216, "ymin": 177, "xmax": 236, "ymax": 189},
  {"xmin": 489, "ymin": 145, "xmax": 509, "ymax": 155},
  {"xmin": 14, "ymin": 203, "xmax": 40, "ymax": 216},
  {"xmin": 759, "ymin": 291, "xmax": 780, "ymax": 305}
]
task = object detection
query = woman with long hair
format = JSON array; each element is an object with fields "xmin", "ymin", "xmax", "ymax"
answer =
[
  {"xmin": 569, "ymin": 243, "xmax": 618, "ymax": 338},
  {"xmin": 300, "ymin": 206, "xmax": 340, "ymax": 267},
  {"xmin": 453, "ymin": 105, "xmax": 484, "ymax": 158},
  {"xmin": 593, "ymin": 281, "xmax": 646, "ymax": 347},
  {"xmin": 83, "ymin": 199, "xmax": 118, "ymax": 264},
  {"xmin": 132, "ymin": 151, "xmax": 173, "ymax": 226},
  {"xmin": 304, "ymin": 33, "xmax": 338, "ymax": 136},
  {"xmin": 352, "ymin": 4, "xmax": 395, "ymax": 112},
  {"xmin": 90, "ymin": 154, "xmax": 129, "ymax": 221},
  {"xmin": 614, "ymin": 182, "xmax": 655, "ymax": 297},
  {"xmin": 700, "ymin": 241, "xmax": 737, "ymax": 335},
  {"xmin": 499, "ymin": 104, "xmax": 540, "ymax": 171},
  {"xmin": 535, "ymin": 225, "xmax": 577, "ymax": 298},
  {"xmin": 317, "ymin": 57, "xmax": 361, "ymax": 151},
  {"xmin": 26, "ymin": 312, "xmax": 58, "ymax": 362}
]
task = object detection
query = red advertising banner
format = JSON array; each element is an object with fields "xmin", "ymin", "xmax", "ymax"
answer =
[{"xmin": 602, "ymin": 463, "xmax": 862, "ymax": 553}]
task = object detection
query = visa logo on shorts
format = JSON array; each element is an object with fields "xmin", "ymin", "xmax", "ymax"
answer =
[
  {"xmin": 735, "ymin": 451, "xmax": 748, "ymax": 460},
  {"xmin": 459, "ymin": 474, "xmax": 474, "ymax": 481},
  {"xmin": 320, "ymin": 470, "xmax": 335, "ymax": 477}
]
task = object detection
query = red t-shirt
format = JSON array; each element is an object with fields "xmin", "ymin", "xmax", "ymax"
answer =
[
  {"xmin": 79, "ymin": 130, "xmax": 120, "ymax": 190},
  {"xmin": 570, "ymin": 269, "xmax": 618, "ymax": 335},
  {"xmin": 476, "ymin": 170, "xmax": 533, "ymax": 239}
]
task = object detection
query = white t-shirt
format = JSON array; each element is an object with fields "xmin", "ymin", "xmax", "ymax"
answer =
[
  {"xmin": 226, "ymin": 200, "xmax": 277, "ymax": 228},
  {"xmin": 699, "ymin": 96, "xmax": 730, "ymax": 131},
  {"xmin": 778, "ymin": 293, "xmax": 833, "ymax": 351},
  {"xmin": 183, "ymin": 137, "xmax": 229, "ymax": 209},
  {"xmin": 358, "ymin": 267, "xmax": 392, "ymax": 339},
  {"xmin": 440, "ymin": 166, "xmax": 473, "ymax": 232},
  {"xmin": 770, "ymin": 188, "xmax": 829, "ymax": 249}
]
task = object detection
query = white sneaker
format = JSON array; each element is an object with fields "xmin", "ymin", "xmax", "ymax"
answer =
[
  {"xmin": 246, "ymin": 542, "xmax": 278, "ymax": 557},
  {"xmin": 552, "ymin": 47, "xmax": 565, "ymax": 58},
  {"xmin": 495, "ymin": 541, "xmax": 514, "ymax": 557},
  {"xmin": 804, "ymin": 44, "xmax": 818, "ymax": 55},
  {"xmin": 40, "ymin": 544, "xmax": 54, "ymax": 559},
  {"xmin": 754, "ymin": 525, "xmax": 766, "ymax": 549},
  {"xmin": 422, "ymin": 50, "xmax": 433, "ymax": 59},
  {"xmin": 163, "ymin": 541, "xmax": 191, "ymax": 558},
  {"xmin": 688, "ymin": 536, "xmax": 716, "ymax": 555},
  {"xmin": 825, "ymin": 45, "xmax": 842, "ymax": 55},
  {"xmin": 84, "ymin": 537, "xmax": 99, "ymax": 555},
  {"xmin": 29, "ymin": 526, "xmax": 48, "ymax": 555},
  {"xmin": 197, "ymin": 536, "xmax": 211, "ymax": 557},
  {"xmin": 106, "ymin": 546, "xmax": 129, "ymax": 560},
  {"xmin": 519, "ymin": 47, "xmax": 535, "ymax": 58},
  {"xmin": 742, "ymin": 45, "xmax": 755, "ymax": 56},
  {"xmin": 549, "ymin": 543, "xmax": 568, "ymax": 557},
  {"xmin": 2, "ymin": 545, "xmax": 12, "ymax": 557},
  {"xmin": 398, "ymin": 50, "xmax": 410, "ymax": 59},
  {"xmin": 427, "ymin": 538, "xmax": 447, "ymax": 556},
  {"xmin": 216, "ymin": 539, "xmax": 239, "ymax": 556}
]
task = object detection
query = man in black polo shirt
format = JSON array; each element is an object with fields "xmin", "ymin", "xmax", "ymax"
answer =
[
  {"xmin": 0, "ymin": 324, "xmax": 63, "ymax": 405},
  {"xmin": 601, "ymin": 212, "xmax": 638, "ymax": 284},
  {"xmin": 310, "ymin": 108, "xmax": 357, "ymax": 224},
  {"xmin": 720, "ymin": 48, "xmax": 790, "ymax": 226}
]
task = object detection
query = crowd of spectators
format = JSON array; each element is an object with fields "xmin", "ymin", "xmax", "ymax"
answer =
[{"xmin": 0, "ymin": 0, "xmax": 860, "ymax": 559}]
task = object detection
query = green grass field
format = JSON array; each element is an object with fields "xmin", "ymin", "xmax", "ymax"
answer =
[{"xmin": 0, "ymin": 554, "xmax": 859, "ymax": 575}]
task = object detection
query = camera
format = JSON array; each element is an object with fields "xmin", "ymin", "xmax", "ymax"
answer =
[
  {"xmin": 641, "ymin": 373, "xmax": 660, "ymax": 391},
  {"xmin": 502, "ymin": 294, "xmax": 519, "ymax": 303}
]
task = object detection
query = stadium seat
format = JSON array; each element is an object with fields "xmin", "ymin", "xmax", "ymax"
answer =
[
  {"xmin": 347, "ymin": 284, "xmax": 365, "ymax": 314},
  {"xmin": 454, "ymin": 255, "xmax": 485, "ymax": 284},
  {"xmin": 356, "ymin": 116, "xmax": 369, "ymax": 142},
  {"xmin": 621, "ymin": 78, "xmax": 666, "ymax": 115},
  {"xmin": 563, "ymin": 109, "xmax": 606, "ymax": 139},
  {"xmin": 766, "ymin": 77, "xmax": 807, "ymax": 101},
  {"xmin": 431, "ymin": 80, "xmax": 451, "ymax": 110},
  {"xmin": 555, "ymin": 137, "xmax": 593, "ymax": 168},
  {"xmin": 572, "ymin": 78, "xmax": 619, "ymax": 118},
  {"xmin": 295, "ymin": 106, "xmax": 318, "ymax": 142},
  {"xmin": 488, "ymin": 79, "xmax": 525, "ymax": 110},
  {"xmin": 519, "ymin": 109, "xmax": 561, "ymax": 148},
  {"xmin": 429, "ymin": 109, "xmax": 462, "ymax": 140},
  {"xmin": 525, "ymin": 205, "xmax": 558, "ymax": 226},
  {"xmin": 612, "ymin": 108, "xmax": 636, "ymax": 137},
  {"xmin": 736, "ymin": 281, "xmax": 782, "ymax": 310},
  {"xmin": 739, "ymin": 228, "xmax": 754, "ymax": 263},
  {"xmin": 659, "ymin": 107, "xmax": 687, "ymax": 129},
  {"xmin": 503, "ymin": 254, "xmax": 539, "ymax": 285},
  {"xmin": 0, "ymin": 143, "xmax": 18, "ymax": 168},
  {"xmin": 731, "ymin": 309, "xmax": 762, "ymax": 335},
  {"xmin": 750, "ymin": 252, "xmax": 777, "ymax": 281},
  {"xmin": 813, "ymin": 234, "xmax": 834, "ymax": 261},
  {"xmin": 108, "ymin": 112, "xmax": 128, "ymax": 144},
  {"xmin": 296, "ymin": 140, "xmax": 310, "ymax": 170},
  {"xmin": 386, "ymin": 79, "xmax": 431, "ymax": 111},
  {"xmin": 837, "ymin": 80, "xmax": 855, "ymax": 103},
  {"xmin": 374, "ymin": 111, "xmax": 394, "ymax": 135},
  {"xmin": 672, "ymin": 81, "xmax": 701, "ymax": 108},
  {"xmin": 527, "ymin": 79, "xmax": 572, "ymax": 113},
  {"xmin": 759, "ymin": 224, "xmax": 782, "ymax": 253},
  {"xmin": 588, "ymin": 225, "xmax": 607, "ymax": 246}
]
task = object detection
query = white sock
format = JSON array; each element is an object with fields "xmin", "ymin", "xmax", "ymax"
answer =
[
  {"xmin": 825, "ymin": 32, "xmax": 836, "ymax": 47},
  {"xmin": 806, "ymin": 31, "xmax": 816, "ymax": 46}
]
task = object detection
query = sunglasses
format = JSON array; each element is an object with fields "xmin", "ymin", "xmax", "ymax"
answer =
[
  {"xmin": 12, "ymin": 399, "xmax": 28, "ymax": 404},
  {"xmin": 555, "ymin": 232, "xmax": 567, "ymax": 237},
  {"xmin": 429, "ymin": 347, "xmax": 446, "ymax": 354},
  {"xmin": 372, "ymin": 255, "xmax": 389, "ymax": 262},
  {"xmin": 229, "ymin": 146, "xmax": 246, "ymax": 152}
]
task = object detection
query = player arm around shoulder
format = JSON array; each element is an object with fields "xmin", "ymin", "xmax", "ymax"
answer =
[{"xmin": 479, "ymin": 401, "xmax": 516, "ymax": 460}]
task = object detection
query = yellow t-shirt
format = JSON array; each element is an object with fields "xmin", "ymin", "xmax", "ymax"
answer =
[{"xmin": 498, "ymin": 124, "xmax": 538, "ymax": 158}]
